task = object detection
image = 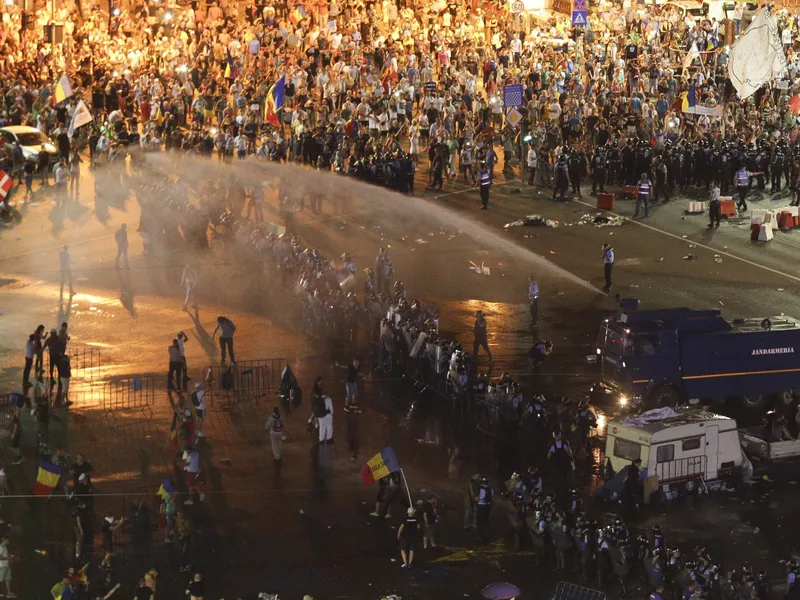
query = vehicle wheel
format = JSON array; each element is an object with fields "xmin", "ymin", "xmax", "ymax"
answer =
[
  {"xmin": 740, "ymin": 393, "xmax": 769, "ymax": 410},
  {"xmin": 685, "ymin": 480, "xmax": 696, "ymax": 493},
  {"xmin": 649, "ymin": 385, "xmax": 681, "ymax": 408}
]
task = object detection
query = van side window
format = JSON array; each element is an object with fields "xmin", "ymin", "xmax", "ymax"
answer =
[
  {"xmin": 656, "ymin": 444, "xmax": 674, "ymax": 463},
  {"xmin": 633, "ymin": 335, "xmax": 658, "ymax": 357},
  {"xmin": 613, "ymin": 438, "xmax": 642, "ymax": 462},
  {"xmin": 682, "ymin": 438, "xmax": 702, "ymax": 451}
]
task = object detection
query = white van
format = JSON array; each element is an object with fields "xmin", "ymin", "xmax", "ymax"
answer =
[{"xmin": 605, "ymin": 408, "xmax": 743, "ymax": 494}]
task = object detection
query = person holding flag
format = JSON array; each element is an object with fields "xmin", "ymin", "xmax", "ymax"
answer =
[{"xmin": 265, "ymin": 76, "xmax": 285, "ymax": 128}]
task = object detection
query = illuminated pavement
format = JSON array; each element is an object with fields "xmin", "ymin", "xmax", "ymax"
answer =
[{"xmin": 1, "ymin": 157, "xmax": 800, "ymax": 598}]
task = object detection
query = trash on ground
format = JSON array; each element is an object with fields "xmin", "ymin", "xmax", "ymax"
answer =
[
  {"xmin": 578, "ymin": 213, "xmax": 625, "ymax": 227},
  {"xmin": 415, "ymin": 239, "xmax": 428, "ymax": 244},
  {"xmin": 469, "ymin": 261, "xmax": 491, "ymax": 276},
  {"xmin": 683, "ymin": 254, "xmax": 697, "ymax": 260},
  {"xmin": 504, "ymin": 214, "xmax": 559, "ymax": 228}
]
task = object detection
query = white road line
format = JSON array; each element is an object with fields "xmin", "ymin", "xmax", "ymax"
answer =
[
  {"xmin": 572, "ymin": 197, "xmax": 800, "ymax": 285},
  {"xmin": 0, "ymin": 233, "xmax": 115, "ymax": 261}
]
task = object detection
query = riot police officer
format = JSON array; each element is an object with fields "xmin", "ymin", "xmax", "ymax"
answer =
[
  {"xmin": 591, "ymin": 148, "xmax": 607, "ymax": 195},
  {"xmin": 568, "ymin": 148, "xmax": 587, "ymax": 195}
]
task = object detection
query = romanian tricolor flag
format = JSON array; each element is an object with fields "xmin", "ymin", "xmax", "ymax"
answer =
[
  {"xmin": 54, "ymin": 75, "xmax": 73, "ymax": 104},
  {"xmin": 681, "ymin": 86, "xmax": 696, "ymax": 111},
  {"xmin": 224, "ymin": 49, "xmax": 238, "ymax": 80},
  {"xmin": 265, "ymin": 76, "xmax": 285, "ymax": 126},
  {"xmin": 288, "ymin": 5, "xmax": 306, "ymax": 25},
  {"xmin": 73, "ymin": 563, "xmax": 89, "ymax": 585},
  {"xmin": 360, "ymin": 446, "xmax": 401, "ymax": 487},
  {"xmin": 157, "ymin": 478, "xmax": 176, "ymax": 500},
  {"xmin": 34, "ymin": 460, "xmax": 62, "ymax": 496}
]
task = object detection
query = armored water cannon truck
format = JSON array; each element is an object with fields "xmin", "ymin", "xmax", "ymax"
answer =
[{"xmin": 594, "ymin": 306, "xmax": 800, "ymax": 412}]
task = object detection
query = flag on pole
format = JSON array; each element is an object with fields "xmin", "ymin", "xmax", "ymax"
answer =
[
  {"xmin": 33, "ymin": 460, "xmax": 62, "ymax": 496},
  {"xmin": 157, "ymin": 478, "xmax": 176, "ymax": 500},
  {"xmin": 680, "ymin": 86, "xmax": 697, "ymax": 111},
  {"xmin": 683, "ymin": 42, "xmax": 700, "ymax": 70},
  {"xmin": 289, "ymin": 6, "xmax": 306, "ymax": 25},
  {"xmin": 0, "ymin": 170, "xmax": 13, "ymax": 201},
  {"xmin": 54, "ymin": 75, "xmax": 74, "ymax": 104},
  {"xmin": 360, "ymin": 446, "xmax": 401, "ymax": 486},
  {"xmin": 265, "ymin": 76, "xmax": 285, "ymax": 126},
  {"xmin": 728, "ymin": 7, "xmax": 788, "ymax": 99},
  {"xmin": 224, "ymin": 49, "xmax": 238, "ymax": 79},
  {"xmin": 68, "ymin": 100, "xmax": 93, "ymax": 138}
]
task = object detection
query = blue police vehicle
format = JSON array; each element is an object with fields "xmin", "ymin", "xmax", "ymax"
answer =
[{"xmin": 595, "ymin": 307, "xmax": 800, "ymax": 411}]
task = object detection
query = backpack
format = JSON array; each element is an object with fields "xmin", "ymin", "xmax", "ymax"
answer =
[{"xmin": 313, "ymin": 394, "xmax": 330, "ymax": 418}]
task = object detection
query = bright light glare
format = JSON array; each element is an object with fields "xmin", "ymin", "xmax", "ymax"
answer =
[{"xmin": 619, "ymin": 395, "xmax": 628, "ymax": 406}]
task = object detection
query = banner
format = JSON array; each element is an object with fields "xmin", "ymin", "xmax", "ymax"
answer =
[
  {"xmin": 728, "ymin": 8, "xmax": 788, "ymax": 99},
  {"xmin": 683, "ymin": 42, "xmax": 700, "ymax": 69},
  {"xmin": 682, "ymin": 105, "xmax": 723, "ymax": 118}
]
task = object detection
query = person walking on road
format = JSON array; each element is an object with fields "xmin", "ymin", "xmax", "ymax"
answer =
[
  {"xmin": 311, "ymin": 386, "xmax": 334, "ymax": 444},
  {"xmin": 479, "ymin": 165, "xmax": 491, "ymax": 210},
  {"xmin": 473, "ymin": 310, "xmax": 493, "ymax": 362},
  {"xmin": 115, "ymin": 223, "xmax": 129, "ymax": 269},
  {"xmin": 53, "ymin": 159, "xmax": 69, "ymax": 207},
  {"xmin": 708, "ymin": 181, "xmax": 721, "ymax": 228},
  {"xmin": 634, "ymin": 173, "xmax": 652, "ymax": 218},
  {"xmin": 526, "ymin": 144, "xmax": 537, "ymax": 185},
  {"xmin": 265, "ymin": 406, "xmax": 286, "ymax": 461},
  {"xmin": 528, "ymin": 276, "xmax": 540, "ymax": 328},
  {"xmin": 602, "ymin": 244, "xmax": 615, "ymax": 292},
  {"xmin": 182, "ymin": 445, "xmax": 204, "ymax": 505},
  {"xmin": 212, "ymin": 316, "xmax": 236, "ymax": 365},
  {"xmin": 191, "ymin": 382, "xmax": 206, "ymax": 438},
  {"xmin": 181, "ymin": 265, "xmax": 197, "ymax": 310},
  {"xmin": 335, "ymin": 358, "xmax": 362, "ymax": 413},
  {"xmin": 168, "ymin": 338, "xmax": 185, "ymax": 392},
  {"xmin": 59, "ymin": 246, "xmax": 75, "ymax": 296},
  {"xmin": 735, "ymin": 166, "xmax": 761, "ymax": 212}
]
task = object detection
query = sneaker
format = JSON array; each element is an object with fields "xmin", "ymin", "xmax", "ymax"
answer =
[
  {"xmin": 184, "ymin": 499, "xmax": 194, "ymax": 505},
  {"xmin": 369, "ymin": 512, "xmax": 380, "ymax": 517},
  {"xmin": 199, "ymin": 493, "xmax": 206, "ymax": 502},
  {"xmin": 64, "ymin": 400, "xmax": 73, "ymax": 408},
  {"xmin": 343, "ymin": 406, "xmax": 352, "ymax": 413},
  {"xmin": 196, "ymin": 431, "xmax": 206, "ymax": 438},
  {"xmin": 385, "ymin": 513, "xmax": 392, "ymax": 519},
  {"xmin": 11, "ymin": 458, "xmax": 23, "ymax": 466},
  {"xmin": 401, "ymin": 563, "xmax": 408, "ymax": 568}
]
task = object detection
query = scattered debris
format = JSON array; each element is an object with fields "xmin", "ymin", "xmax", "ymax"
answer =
[
  {"xmin": 778, "ymin": 288, "xmax": 785, "ymax": 292},
  {"xmin": 415, "ymin": 239, "xmax": 428, "ymax": 244},
  {"xmin": 469, "ymin": 261, "xmax": 491, "ymax": 276},
  {"xmin": 683, "ymin": 254, "xmax": 697, "ymax": 260},
  {"xmin": 659, "ymin": 257, "xmax": 664, "ymax": 262},
  {"xmin": 719, "ymin": 301, "xmax": 724, "ymax": 306},
  {"xmin": 682, "ymin": 235, "xmax": 688, "ymax": 239},
  {"xmin": 578, "ymin": 213, "xmax": 625, "ymax": 227},
  {"xmin": 688, "ymin": 244, "xmax": 697, "ymax": 249},
  {"xmin": 504, "ymin": 214, "xmax": 559, "ymax": 228}
]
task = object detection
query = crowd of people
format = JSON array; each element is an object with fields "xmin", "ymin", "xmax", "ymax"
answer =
[{"xmin": 4, "ymin": 0, "xmax": 800, "ymax": 595}]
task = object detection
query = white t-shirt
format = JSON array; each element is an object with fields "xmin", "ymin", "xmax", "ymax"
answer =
[
  {"xmin": 184, "ymin": 451, "xmax": 200, "ymax": 473},
  {"xmin": 0, "ymin": 544, "xmax": 8, "ymax": 568}
]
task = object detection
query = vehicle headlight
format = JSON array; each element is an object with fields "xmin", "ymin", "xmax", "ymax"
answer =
[
  {"xmin": 596, "ymin": 348, "xmax": 601, "ymax": 355},
  {"xmin": 619, "ymin": 395, "xmax": 628, "ymax": 406}
]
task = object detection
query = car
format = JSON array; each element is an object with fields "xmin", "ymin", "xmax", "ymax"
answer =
[{"xmin": 0, "ymin": 125, "xmax": 58, "ymax": 168}]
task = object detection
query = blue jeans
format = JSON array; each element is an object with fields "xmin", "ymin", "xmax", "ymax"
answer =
[{"xmin": 635, "ymin": 194, "xmax": 649, "ymax": 217}]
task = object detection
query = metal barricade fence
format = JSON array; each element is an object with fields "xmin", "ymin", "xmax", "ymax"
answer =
[
  {"xmin": 204, "ymin": 358, "xmax": 288, "ymax": 404},
  {"xmin": 101, "ymin": 375, "xmax": 156, "ymax": 421},
  {"xmin": 550, "ymin": 582, "xmax": 607, "ymax": 600},
  {"xmin": 655, "ymin": 455, "xmax": 707, "ymax": 486},
  {"xmin": 0, "ymin": 394, "xmax": 17, "ymax": 430},
  {"xmin": 45, "ymin": 346, "xmax": 101, "ymax": 384}
]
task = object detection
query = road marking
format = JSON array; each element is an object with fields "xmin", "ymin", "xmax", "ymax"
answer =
[{"xmin": 572, "ymin": 198, "xmax": 800, "ymax": 285}]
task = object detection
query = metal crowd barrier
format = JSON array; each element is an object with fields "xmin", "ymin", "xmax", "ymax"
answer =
[
  {"xmin": 550, "ymin": 581, "xmax": 607, "ymax": 600},
  {"xmin": 101, "ymin": 375, "xmax": 156, "ymax": 423},
  {"xmin": 204, "ymin": 358, "xmax": 288, "ymax": 404}
]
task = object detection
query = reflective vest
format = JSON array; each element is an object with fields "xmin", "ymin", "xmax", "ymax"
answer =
[
  {"xmin": 638, "ymin": 180, "xmax": 651, "ymax": 196},
  {"xmin": 736, "ymin": 170, "xmax": 749, "ymax": 186},
  {"xmin": 479, "ymin": 170, "xmax": 491, "ymax": 188}
]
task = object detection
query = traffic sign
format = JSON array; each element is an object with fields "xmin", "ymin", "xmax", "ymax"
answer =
[
  {"xmin": 503, "ymin": 84, "xmax": 524, "ymax": 107},
  {"xmin": 506, "ymin": 107, "xmax": 523, "ymax": 128},
  {"xmin": 572, "ymin": 9, "xmax": 587, "ymax": 25},
  {"xmin": 511, "ymin": 0, "xmax": 524, "ymax": 13},
  {"xmin": 572, "ymin": 0, "xmax": 587, "ymax": 10}
]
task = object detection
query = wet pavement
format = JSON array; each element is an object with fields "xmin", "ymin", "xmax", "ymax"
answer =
[{"xmin": 1, "ymin": 157, "xmax": 800, "ymax": 599}]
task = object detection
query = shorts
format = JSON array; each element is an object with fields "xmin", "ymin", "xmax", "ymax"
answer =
[
  {"xmin": 184, "ymin": 471, "xmax": 198, "ymax": 487},
  {"xmin": 195, "ymin": 409, "xmax": 205, "ymax": 419},
  {"xmin": 399, "ymin": 537, "xmax": 418, "ymax": 552},
  {"xmin": 0, "ymin": 566, "xmax": 11, "ymax": 582},
  {"xmin": 345, "ymin": 382, "xmax": 357, "ymax": 399},
  {"xmin": 424, "ymin": 523, "xmax": 438, "ymax": 541}
]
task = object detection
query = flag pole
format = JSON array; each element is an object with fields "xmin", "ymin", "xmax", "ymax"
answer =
[{"xmin": 399, "ymin": 468, "xmax": 413, "ymax": 508}]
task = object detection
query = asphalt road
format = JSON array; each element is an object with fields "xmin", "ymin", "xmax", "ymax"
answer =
[{"xmin": 1, "ymin": 156, "xmax": 800, "ymax": 598}]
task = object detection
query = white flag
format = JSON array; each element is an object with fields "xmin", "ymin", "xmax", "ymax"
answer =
[
  {"xmin": 68, "ymin": 100, "xmax": 93, "ymax": 138},
  {"xmin": 683, "ymin": 42, "xmax": 700, "ymax": 70},
  {"xmin": 728, "ymin": 8, "xmax": 788, "ymax": 99}
]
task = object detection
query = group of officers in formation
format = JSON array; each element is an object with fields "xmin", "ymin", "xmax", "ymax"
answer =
[{"xmin": 546, "ymin": 135, "xmax": 800, "ymax": 210}]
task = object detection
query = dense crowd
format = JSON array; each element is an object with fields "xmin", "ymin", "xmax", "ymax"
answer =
[{"xmin": 5, "ymin": 0, "xmax": 800, "ymax": 596}]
